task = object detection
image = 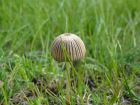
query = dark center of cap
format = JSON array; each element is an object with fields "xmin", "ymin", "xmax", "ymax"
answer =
[{"xmin": 63, "ymin": 33, "xmax": 71, "ymax": 36}]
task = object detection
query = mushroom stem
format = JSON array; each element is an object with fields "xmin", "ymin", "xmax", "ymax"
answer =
[{"xmin": 65, "ymin": 62, "xmax": 71, "ymax": 105}]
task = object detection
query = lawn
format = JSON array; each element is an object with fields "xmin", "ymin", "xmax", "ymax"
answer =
[{"xmin": 0, "ymin": 0, "xmax": 140, "ymax": 105}]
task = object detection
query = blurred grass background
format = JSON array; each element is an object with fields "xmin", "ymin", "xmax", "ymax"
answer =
[{"xmin": 0, "ymin": 0, "xmax": 140, "ymax": 104}]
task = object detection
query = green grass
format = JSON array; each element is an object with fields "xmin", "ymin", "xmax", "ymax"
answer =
[{"xmin": 0, "ymin": 0, "xmax": 140, "ymax": 104}]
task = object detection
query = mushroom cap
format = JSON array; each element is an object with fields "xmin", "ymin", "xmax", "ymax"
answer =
[{"xmin": 51, "ymin": 33, "xmax": 86, "ymax": 62}]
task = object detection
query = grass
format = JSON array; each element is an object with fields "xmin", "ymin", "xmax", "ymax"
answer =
[{"xmin": 0, "ymin": 0, "xmax": 140, "ymax": 104}]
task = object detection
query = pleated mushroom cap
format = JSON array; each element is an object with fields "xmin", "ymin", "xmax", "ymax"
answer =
[{"xmin": 51, "ymin": 33, "xmax": 86, "ymax": 62}]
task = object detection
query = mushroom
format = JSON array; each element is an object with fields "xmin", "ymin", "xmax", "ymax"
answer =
[
  {"xmin": 51, "ymin": 33, "xmax": 86, "ymax": 104},
  {"xmin": 51, "ymin": 33, "xmax": 86, "ymax": 63}
]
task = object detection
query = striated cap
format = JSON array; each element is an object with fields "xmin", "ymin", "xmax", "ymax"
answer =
[{"xmin": 51, "ymin": 33, "xmax": 86, "ymax": 62}]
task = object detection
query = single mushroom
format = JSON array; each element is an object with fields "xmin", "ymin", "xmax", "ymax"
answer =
[
  {"xmin": 51, "ymin": 33, "xmax": 86, "ymax": 104},
  {"xmin": 51, "ymin": 33, "xmax": 86, "ymax": 64}
]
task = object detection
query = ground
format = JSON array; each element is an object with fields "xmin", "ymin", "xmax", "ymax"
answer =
[{"xmin": 0, "ymin": 0, "xmax": 140, "ymax": 105}]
